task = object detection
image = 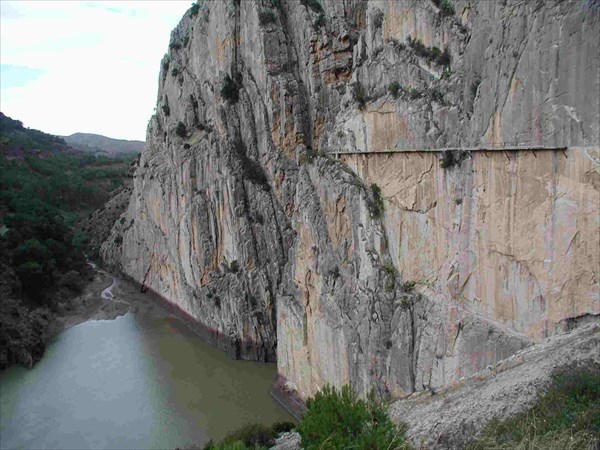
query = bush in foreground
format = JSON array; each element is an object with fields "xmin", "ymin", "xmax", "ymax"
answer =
[
  {"xmin": 297, "ymin": 385, "xmax": 412, "ymax": 450},
  {"xmin": 186, "ymin": 366, "xmax": 599, "ymax": 450},
  {"xmin": 201, "ymin": 385, "xmax": 409, "ymax": 449}
]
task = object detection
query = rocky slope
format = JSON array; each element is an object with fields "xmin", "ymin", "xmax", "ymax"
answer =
[
  {"xmin": 389, "ymin": 323, "xmax": 600, "ymax": 449},
  {"xmin": 101, "ymin": 0, "xmax": 599, "ymax": 402}
]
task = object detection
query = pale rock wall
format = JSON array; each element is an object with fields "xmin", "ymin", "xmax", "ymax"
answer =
[
  {"xmin": 101, "ymin": 0, "xmax": 599, "ymax": 400},
  {"xmin": 332, "ymin": 0, "xmax": 599, "ymax": 151},
  {"xmin": 341, "ymin": 147, "xmax": 600, "ymax": 341}
]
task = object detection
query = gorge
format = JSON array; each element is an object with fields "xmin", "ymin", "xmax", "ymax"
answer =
[
  {"xmin": 100, "ymin": 0, "xmax": 599, "ymax": 408},
  {"xmin": 2, "ymin": 0, "xmax": 598, "ymax": 448}
]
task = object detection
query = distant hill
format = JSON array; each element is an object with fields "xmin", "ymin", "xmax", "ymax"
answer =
[
  {"xmin": 63, "ymin": 133, "xmax": 144, "ymax": 156},
  {"xmin": 0, "ymin": 112, "xmax": 74, "ymax": 158},
  {"xmin": 0, "ymin": 112, "xmax": 144, "ymax": 159}
]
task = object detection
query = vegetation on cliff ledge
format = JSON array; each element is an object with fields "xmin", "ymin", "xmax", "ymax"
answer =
[
  {"xmin": 367, "ymin": 183, "xmax": 385, "ymax": 219},
  {"xmin": 221, "ymin": 74, "xmax": 240, "ymax": 103},
  {"xmin": 432, "ymin": 0, "xmax": 455, "ymax": 17},
  {"xmin": 297, "ymin": 385, "xmax": 411, "ymax": 450}
]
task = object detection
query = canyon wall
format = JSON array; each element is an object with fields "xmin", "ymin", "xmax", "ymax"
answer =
[
  {"xmin": 101, "ymin": 0, "xmax": 599, "ymax": 400},
  {"xmin": 341, "ymin": 147, "xmax": 599, "ymax": 340}
]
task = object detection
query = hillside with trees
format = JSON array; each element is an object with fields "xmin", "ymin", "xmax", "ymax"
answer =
[
  {"xmin": 0, "ymin": 113, "xmax": 138, "ymax": 369},
  {"xmin": 0, "ymin": 112, "xmax": 74, "ymax": 158}
]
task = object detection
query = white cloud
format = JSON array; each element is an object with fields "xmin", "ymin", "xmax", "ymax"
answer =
[{"xmin": 0, "ymin": 1, "xmax": 190, "ymax": 140}]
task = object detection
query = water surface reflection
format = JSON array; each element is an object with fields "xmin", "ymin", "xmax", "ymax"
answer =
[{"xmin": 0, "ymin": 313, "xmax": 291, "ymax": 449}]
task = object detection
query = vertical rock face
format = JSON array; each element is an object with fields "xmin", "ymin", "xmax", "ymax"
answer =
[
  {"xmin": 342, "ymin": 147, "xmax": 600, "ymax": 340},
  {"xmin": 102, "ymin": 0, "xmax": 599, "ymax": 399}
]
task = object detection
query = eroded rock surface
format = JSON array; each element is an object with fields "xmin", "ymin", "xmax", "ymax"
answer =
[{"xmin": 101, "ymin": 0, "xmax": 599, "ymax": 400}]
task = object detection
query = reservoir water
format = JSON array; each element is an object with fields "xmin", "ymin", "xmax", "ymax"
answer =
[{"xmin": 0, "ymin": 311, "xmax": 292, "ymax": 449}]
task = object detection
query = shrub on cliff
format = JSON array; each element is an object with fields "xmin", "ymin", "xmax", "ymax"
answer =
[
  {"xmin": 352, "ymin": 82, "xmax": 367, "ymax": 109},
  {"xmin": 313, "ymin": 12, "xmax": 326, "ymax": 29},
  {"xmin": 190, "ymin": 2, "xmax": 200, "ymax": 17},
  {"xmin": 220, "ymin": 74, "xmax": 240, "ymax": 103},
  {"xmin": 439, "ymin": 149, "xmax": 469, "ymax": 169},
  {"xmin": 388, "ymin": 81, "xmax": 402, "ymax": 98},
  {"xmin": 300, "ymin": 0, "xmax": 323, "ymax": 14},
  {"xmin": 440, "ymin": 0, "xmax": 454, "ymax": 16},
  {"xmin": 297, "ymin": 385, "xmax": 412, "ymax": 450},
  {"xmin": 176, "ymin": 122, "xmax": 187, "ymax": 138},
  {"xmin": 258, "ymin": 9, "xmax": 277, "ymax": 26},
  {"xmin": 367, "ymin": 183, "xmax": 384, "ymax": 219},
  {"xmin": 435, "ymin": 0, "xmax": 455, "ymax": 17},
  {"xmin": 407, "ymin": 36, "xmax": 451, "ymax": 66}
]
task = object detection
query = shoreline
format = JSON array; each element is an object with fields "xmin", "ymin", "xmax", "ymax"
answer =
[
  {"xmin": 114, "ymin": 270, "xmax": 276, "ymax": 362},
  {"xmin": 44, "ymin": 264, "xmax": 307, "ymax": 419},
  {"xmin": 45, "ymin": 266, "xmax": 169, "ymax": 340},
  {"xmin": 271, "ymin": 374, "xmax": 307, "ymax": 421},
  {"xmin": 45, "ymin": 269, "xmax": 130, "ymax": 340}
]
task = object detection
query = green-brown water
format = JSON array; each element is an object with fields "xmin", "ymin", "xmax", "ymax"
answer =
[{"xmin": 0, "ymin": 312, "xmax": 291, "ymax": 449}]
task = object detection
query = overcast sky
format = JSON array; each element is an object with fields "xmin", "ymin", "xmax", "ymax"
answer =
[{"xmin": 1, "ymin": 1, "xmax": 190, "ymax": 141}]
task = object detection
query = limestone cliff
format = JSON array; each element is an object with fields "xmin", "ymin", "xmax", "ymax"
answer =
[{"xmin": 101, "ymin": 0, "xmax": 599, "ymax": 401}]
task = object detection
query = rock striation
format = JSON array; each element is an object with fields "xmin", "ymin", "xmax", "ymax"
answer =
[{"xmin": 101, "ymin": 0, "xmax": 599, "ymax": 401}]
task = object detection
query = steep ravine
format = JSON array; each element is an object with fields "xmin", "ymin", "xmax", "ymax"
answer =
[{"xmin": 101, "ymin": 0, "xmax": 599, "ymax": 404}]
